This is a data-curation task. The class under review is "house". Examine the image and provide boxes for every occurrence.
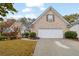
[3,20,22,38]
[4,19,16,28]
[3,19,16,33]
[20,22,32,34]
[3,18,32,38]
[9,21,22,38]
[28,7,71,38]
[20,23,31,38]
[8,21,31,38]
[70,18,79,38]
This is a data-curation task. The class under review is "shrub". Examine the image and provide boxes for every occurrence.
[64,31,77,39]
[0,36,7,40]
[23,32,29,38]
[29,32,36,38]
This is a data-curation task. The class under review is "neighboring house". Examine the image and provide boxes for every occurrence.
[28,7,71,38]
[4,19,16,28]
[70,18,79,38]
[3,19,16,32]
[10,21,22,37]
[10,21,22,29]
[7,21,31,37]
[20,22,32,34]
[20,25,27,34]
[3,19,32,37]
[21,18,37,33]
[3,20,22,38]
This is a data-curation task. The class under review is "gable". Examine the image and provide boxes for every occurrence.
[32,9,65,29]
[32,7,70,26]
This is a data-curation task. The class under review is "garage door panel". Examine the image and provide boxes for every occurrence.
[38,29,63,38]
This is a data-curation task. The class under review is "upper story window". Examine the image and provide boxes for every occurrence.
[47,14,54,22]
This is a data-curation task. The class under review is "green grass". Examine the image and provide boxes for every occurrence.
[0,40,37,56]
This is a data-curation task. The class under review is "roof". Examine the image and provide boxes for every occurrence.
[10,21,22,29]
[70,19,79,27]
[31,6,71,26]
[4,19,15,28]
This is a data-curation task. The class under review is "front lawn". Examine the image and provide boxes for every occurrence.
[0,40,37,56]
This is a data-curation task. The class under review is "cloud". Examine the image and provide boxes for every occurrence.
[40,7,46,11]
[6,15,23,19]
[25,3,45,11]
[22,3,44,13]
[22,8,32,13]
[25,13,37,18]
[25,2,44,7]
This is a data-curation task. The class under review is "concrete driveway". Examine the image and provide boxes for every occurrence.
[33,39,79,56]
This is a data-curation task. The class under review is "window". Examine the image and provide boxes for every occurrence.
[47,14,54,22]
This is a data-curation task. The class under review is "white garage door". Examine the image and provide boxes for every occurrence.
[38,29,63,38]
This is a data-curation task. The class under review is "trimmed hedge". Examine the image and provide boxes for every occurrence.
[22,32,36,39]
[64,31,77,39]
[29,32,36,39]
[22,32,29,38]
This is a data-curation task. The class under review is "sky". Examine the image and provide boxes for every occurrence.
[6,3,79,19]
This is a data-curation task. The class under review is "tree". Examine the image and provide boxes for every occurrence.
[0,3,17,17]
[0,22,5,35]
[28,18,36,22]
[64,13,79,23]
[19,17,28,25]
[0,18,4,21]
[0,3,17,35]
